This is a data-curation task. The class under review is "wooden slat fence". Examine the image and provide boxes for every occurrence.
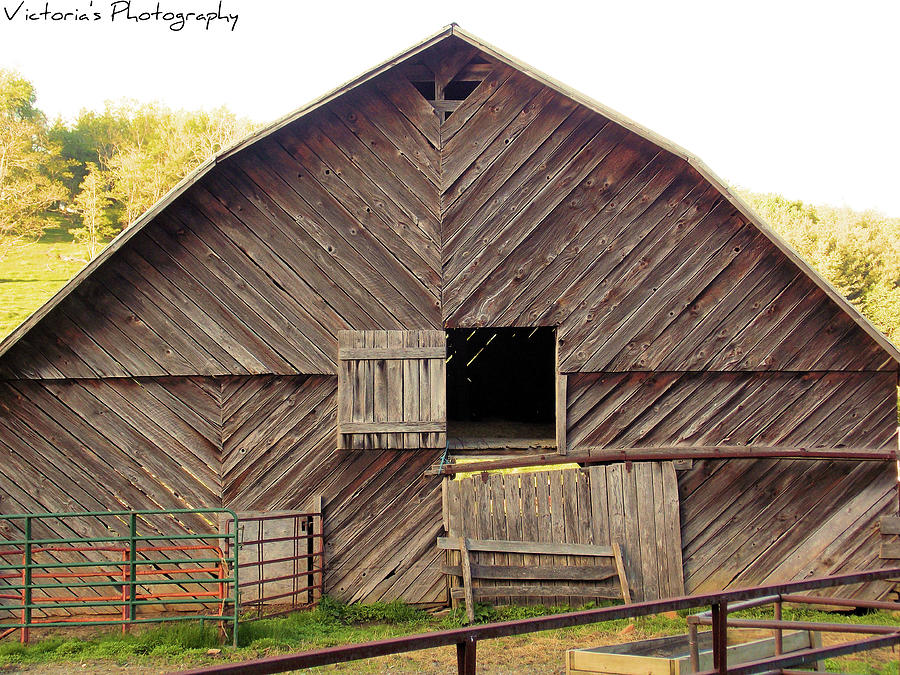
[438,536,630,621]
[443,463,684,605]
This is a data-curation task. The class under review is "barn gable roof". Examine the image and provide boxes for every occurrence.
[1,25,898,367]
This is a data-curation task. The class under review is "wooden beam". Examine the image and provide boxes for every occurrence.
[441,563,617,582]
[427,446,897,475]
[427,100,462,112]
[340,421,445,434]
[879,543,900,560]
[880,516,900,536]
[438,536,614,557]
[339,347,445,360]
[556,333,567,456]
[612,542,631,604]
[450,585,623,599]
[460,537,475,624]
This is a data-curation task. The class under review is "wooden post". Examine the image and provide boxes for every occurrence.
[612,542,631,604]
[456,636,477,675]
[460,537,475,624]
[442,477,450,533]
[313,495,324,604]
[555,334,567,456]
[711,600,728,674]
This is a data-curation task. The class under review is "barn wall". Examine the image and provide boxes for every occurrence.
[0,374,444,604]
[679,459,897,598]
[435,56,892,372]
[220,375,445,604]
[0,35,897,608]
[0,378,221,536]
[565,371,897,451]
[2,42,894,381]
[564,370,898,597]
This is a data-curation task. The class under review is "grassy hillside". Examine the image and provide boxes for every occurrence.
[0,228,99,338]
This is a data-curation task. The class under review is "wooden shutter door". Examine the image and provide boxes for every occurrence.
[337,330,446,450]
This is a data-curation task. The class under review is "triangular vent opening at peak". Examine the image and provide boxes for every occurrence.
[400,55,495,122]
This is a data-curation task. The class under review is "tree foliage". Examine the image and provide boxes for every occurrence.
[52,101,254,236]
[740,191,900,343]
[70,162,114,260]
[0,70,67,261]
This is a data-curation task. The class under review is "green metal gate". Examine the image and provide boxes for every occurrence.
[0,508,240,646]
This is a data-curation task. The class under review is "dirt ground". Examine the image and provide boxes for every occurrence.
[3,627,898,675]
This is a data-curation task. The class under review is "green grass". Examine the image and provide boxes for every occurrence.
[5,599,894,672]
[0,229,103,339]
[0,621,225,665]
[0,599,438,667]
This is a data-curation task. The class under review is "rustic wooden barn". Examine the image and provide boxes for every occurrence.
[0,25,898,606]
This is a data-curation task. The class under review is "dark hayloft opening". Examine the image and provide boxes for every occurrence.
[446,327,555,442]
[410,81,436,100]
[444,80,480,101]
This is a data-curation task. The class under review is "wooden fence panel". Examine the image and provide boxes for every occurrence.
[444,463,683,603]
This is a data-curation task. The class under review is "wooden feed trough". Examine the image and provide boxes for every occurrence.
[566,629,823,674]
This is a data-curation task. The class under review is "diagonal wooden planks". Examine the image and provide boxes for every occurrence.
[566,371,897,451]
[435,47,893,371]
[222,375,446,604]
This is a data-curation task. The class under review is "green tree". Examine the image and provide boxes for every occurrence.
[0,70,67,261]
[741,191,900,344]
[56,102,253,236]
[70,162,114,260]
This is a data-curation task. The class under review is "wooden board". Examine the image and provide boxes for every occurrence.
[444,465,683,603]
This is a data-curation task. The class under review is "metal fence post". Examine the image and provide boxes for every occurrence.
[456,635,476,675]
[128,512,137,626]
[22,516,31,645]
[232,513,239,648]
[774,596,783,655]
[711,600,727,674]
[314,495,324,605]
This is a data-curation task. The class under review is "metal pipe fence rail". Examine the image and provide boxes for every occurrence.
[177,566,900,675]
[0,509,240,647]
[687,592,900,674]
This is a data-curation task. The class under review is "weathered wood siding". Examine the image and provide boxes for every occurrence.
[0,34,896,606]
[2,39,894,380]
[680,459,897,598]
[0,375,445,605]
[0,378,221,524]
[221,375,445,604]
[0,78,442,380]
[446,464,684,603]
[565,371,897,452]
[436,49,892,373]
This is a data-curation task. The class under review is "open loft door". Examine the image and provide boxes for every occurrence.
[446,327,558,453]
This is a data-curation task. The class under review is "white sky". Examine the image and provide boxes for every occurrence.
[1,0,899,216]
